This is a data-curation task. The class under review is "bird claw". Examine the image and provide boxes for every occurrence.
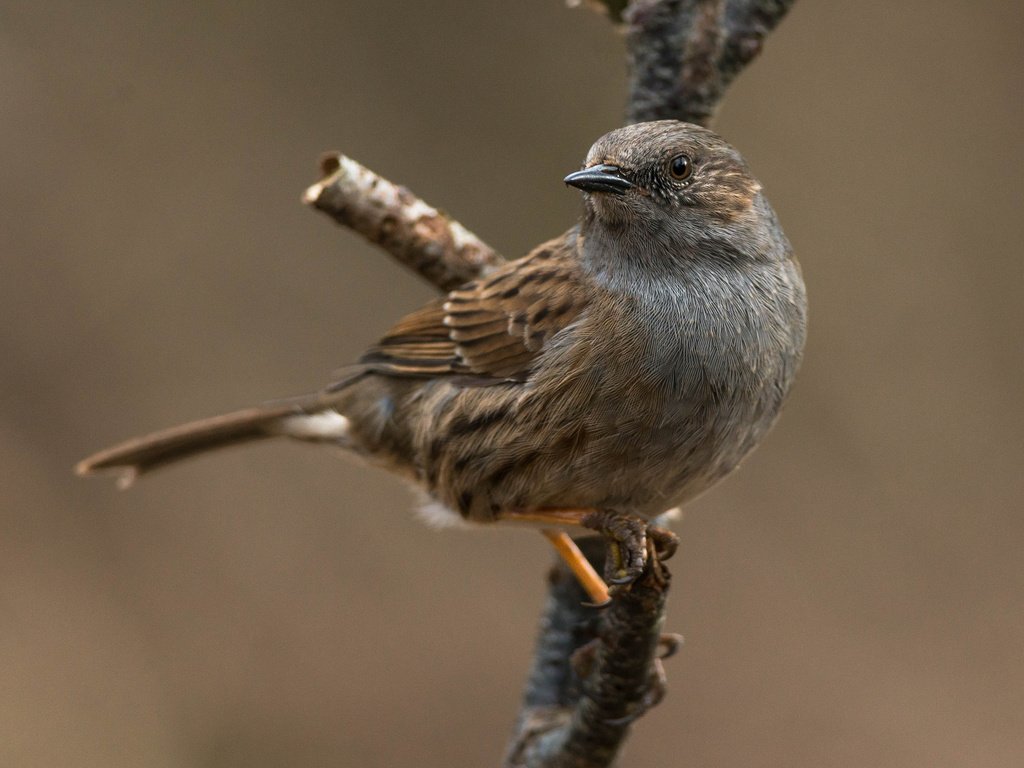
[650,526,679,562]
[657,632,685,660]
[645,526,679,589]
[607,573,637,586]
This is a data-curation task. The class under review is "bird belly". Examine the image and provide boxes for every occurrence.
[416,364,775,524]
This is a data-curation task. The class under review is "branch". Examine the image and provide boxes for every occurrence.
[617,0,795,126]
[303,153,505,292]
[505,537,675,768]
[719,0,795,90]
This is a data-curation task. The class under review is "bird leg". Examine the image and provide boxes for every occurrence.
[498,508,598,528]
[498,508,611,605]
[499,507,678,602]
[540,529,611,607]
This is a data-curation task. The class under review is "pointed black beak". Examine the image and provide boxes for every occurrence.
[563,163,633,195]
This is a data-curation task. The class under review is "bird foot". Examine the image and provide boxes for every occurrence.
[581,511,678,593]
[581,510,647,588]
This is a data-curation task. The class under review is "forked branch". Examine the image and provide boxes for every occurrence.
[304,2,795,765]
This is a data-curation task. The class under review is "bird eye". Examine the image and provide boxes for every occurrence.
[669,154,693,181]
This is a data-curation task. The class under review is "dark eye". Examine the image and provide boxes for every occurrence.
[669,154,693,181]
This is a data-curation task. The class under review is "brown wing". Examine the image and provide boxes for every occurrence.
[358,230,588,381]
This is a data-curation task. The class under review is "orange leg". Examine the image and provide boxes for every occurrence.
[499,507,677,605]
[498,508,610,606]
[540,529,610,607]
[497,508,595,527]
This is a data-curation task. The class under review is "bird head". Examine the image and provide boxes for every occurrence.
[565,120,764,239]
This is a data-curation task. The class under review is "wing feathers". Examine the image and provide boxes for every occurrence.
[354,231,587,383]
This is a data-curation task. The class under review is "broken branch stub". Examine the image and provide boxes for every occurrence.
[303,153,505,293]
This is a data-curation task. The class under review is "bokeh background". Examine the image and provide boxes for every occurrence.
[2,1,1022,766]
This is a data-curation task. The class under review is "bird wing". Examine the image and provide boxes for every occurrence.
[357,230,588,382]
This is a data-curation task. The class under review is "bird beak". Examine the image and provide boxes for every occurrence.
[563,164,633,195]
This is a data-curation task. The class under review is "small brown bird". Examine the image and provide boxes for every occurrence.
[77,121,807,604]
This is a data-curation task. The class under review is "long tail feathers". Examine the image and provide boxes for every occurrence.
[75,401,348,487]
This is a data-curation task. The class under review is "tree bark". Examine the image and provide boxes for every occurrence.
[303,153,504,291]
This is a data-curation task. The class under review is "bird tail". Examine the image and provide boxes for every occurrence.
[75,398,350,487]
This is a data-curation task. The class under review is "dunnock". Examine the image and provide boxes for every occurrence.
[77,120,807,603]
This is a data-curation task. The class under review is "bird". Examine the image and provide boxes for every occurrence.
[77,120,807,605]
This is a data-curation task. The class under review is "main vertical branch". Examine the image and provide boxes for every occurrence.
[509,2,794,764]
[505,538,675,768]
[624,0,795,127]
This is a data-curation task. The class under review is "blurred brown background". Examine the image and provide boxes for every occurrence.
[2,1,1022,766]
